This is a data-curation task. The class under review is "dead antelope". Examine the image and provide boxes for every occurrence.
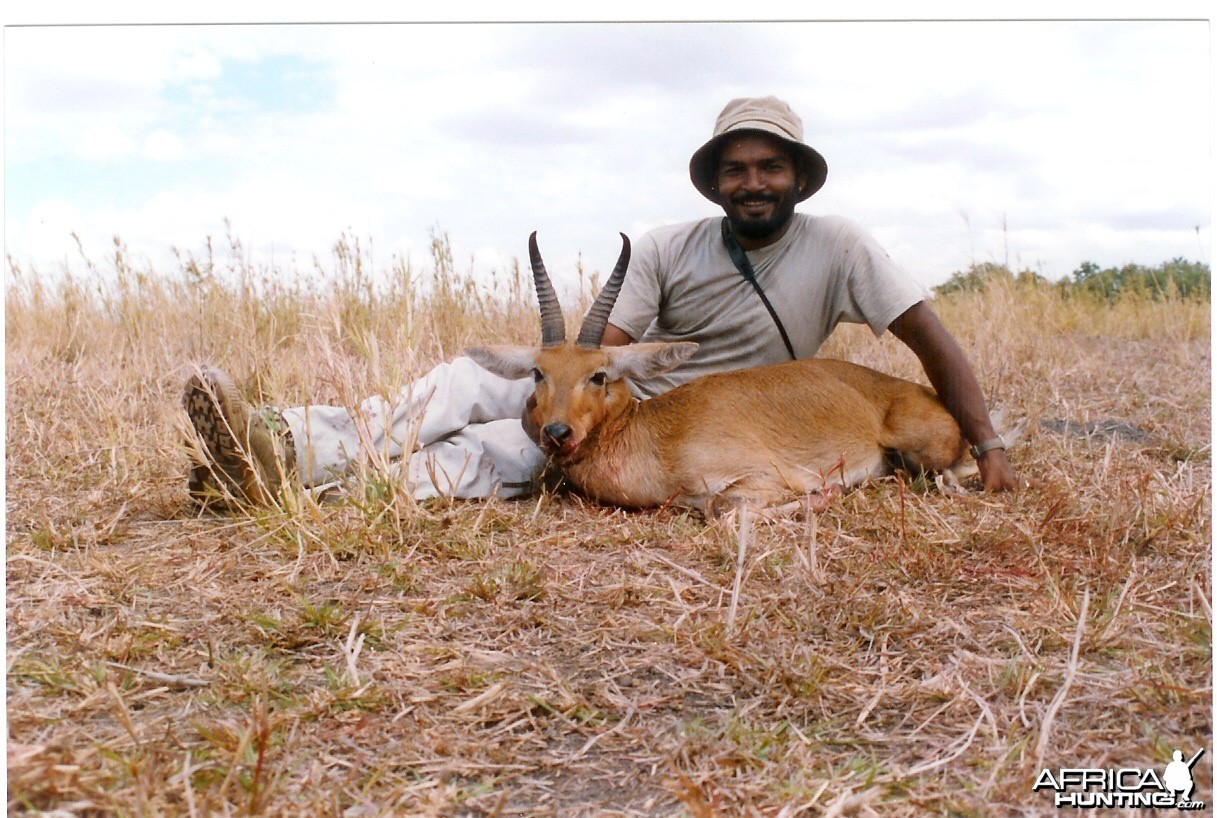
[467,233,977,514]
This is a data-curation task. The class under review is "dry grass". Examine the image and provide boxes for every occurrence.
[6,235,1211,815]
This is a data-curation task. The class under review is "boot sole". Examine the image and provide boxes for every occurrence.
[183,367,274,506]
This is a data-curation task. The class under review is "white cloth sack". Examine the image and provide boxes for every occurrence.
[280,356,544,500]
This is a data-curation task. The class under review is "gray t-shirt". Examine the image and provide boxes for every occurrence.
[608,213,928,398]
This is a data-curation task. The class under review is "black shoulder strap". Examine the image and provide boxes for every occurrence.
[721,218,797,360]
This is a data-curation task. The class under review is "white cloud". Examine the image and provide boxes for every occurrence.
[9,199,89,272]
[166,47,225,83]
[144,129,186,162]
[74,121,138,160]
[4,19,1210,290]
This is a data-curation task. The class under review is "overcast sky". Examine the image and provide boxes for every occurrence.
[4,12,1211,292]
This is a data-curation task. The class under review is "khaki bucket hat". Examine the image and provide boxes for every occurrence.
[689,96,828,203]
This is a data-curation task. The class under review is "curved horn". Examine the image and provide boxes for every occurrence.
[528,232,566,347]
[575,233,631,349]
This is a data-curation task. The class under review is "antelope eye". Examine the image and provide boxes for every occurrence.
[531,368,544,383]
[589,371,608,387]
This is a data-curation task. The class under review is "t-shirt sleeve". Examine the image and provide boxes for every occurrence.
[834,219,928,337]
[607,231,664,341]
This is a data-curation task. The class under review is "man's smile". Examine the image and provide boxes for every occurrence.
[733,195,778,216]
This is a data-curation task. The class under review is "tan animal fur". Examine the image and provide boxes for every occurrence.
[467,233,974,514]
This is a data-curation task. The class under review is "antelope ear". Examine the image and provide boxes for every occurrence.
[604,342,699,381]
[465,346,539,380]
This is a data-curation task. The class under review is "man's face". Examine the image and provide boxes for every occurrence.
[715,132,804,243]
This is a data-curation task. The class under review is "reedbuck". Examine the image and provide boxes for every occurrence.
[467,233,979,513]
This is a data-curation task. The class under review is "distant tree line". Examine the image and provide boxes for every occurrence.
[935,258,1211,301]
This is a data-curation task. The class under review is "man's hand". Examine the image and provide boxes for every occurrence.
[978,447,1019,493]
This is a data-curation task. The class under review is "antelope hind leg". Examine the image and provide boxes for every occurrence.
[880,392,969,474]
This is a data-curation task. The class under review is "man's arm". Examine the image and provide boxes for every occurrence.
[600,323,634,347]
[888,301,1019,492]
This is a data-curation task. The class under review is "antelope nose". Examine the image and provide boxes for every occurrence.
[543,423,572,446]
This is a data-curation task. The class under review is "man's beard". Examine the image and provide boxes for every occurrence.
[726,191,798,241]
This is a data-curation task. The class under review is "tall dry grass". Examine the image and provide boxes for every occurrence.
[6,233,1211,815]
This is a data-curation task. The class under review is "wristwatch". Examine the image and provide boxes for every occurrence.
[969,437,1006,460]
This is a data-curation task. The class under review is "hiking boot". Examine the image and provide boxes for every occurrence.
[182,365,296,508]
